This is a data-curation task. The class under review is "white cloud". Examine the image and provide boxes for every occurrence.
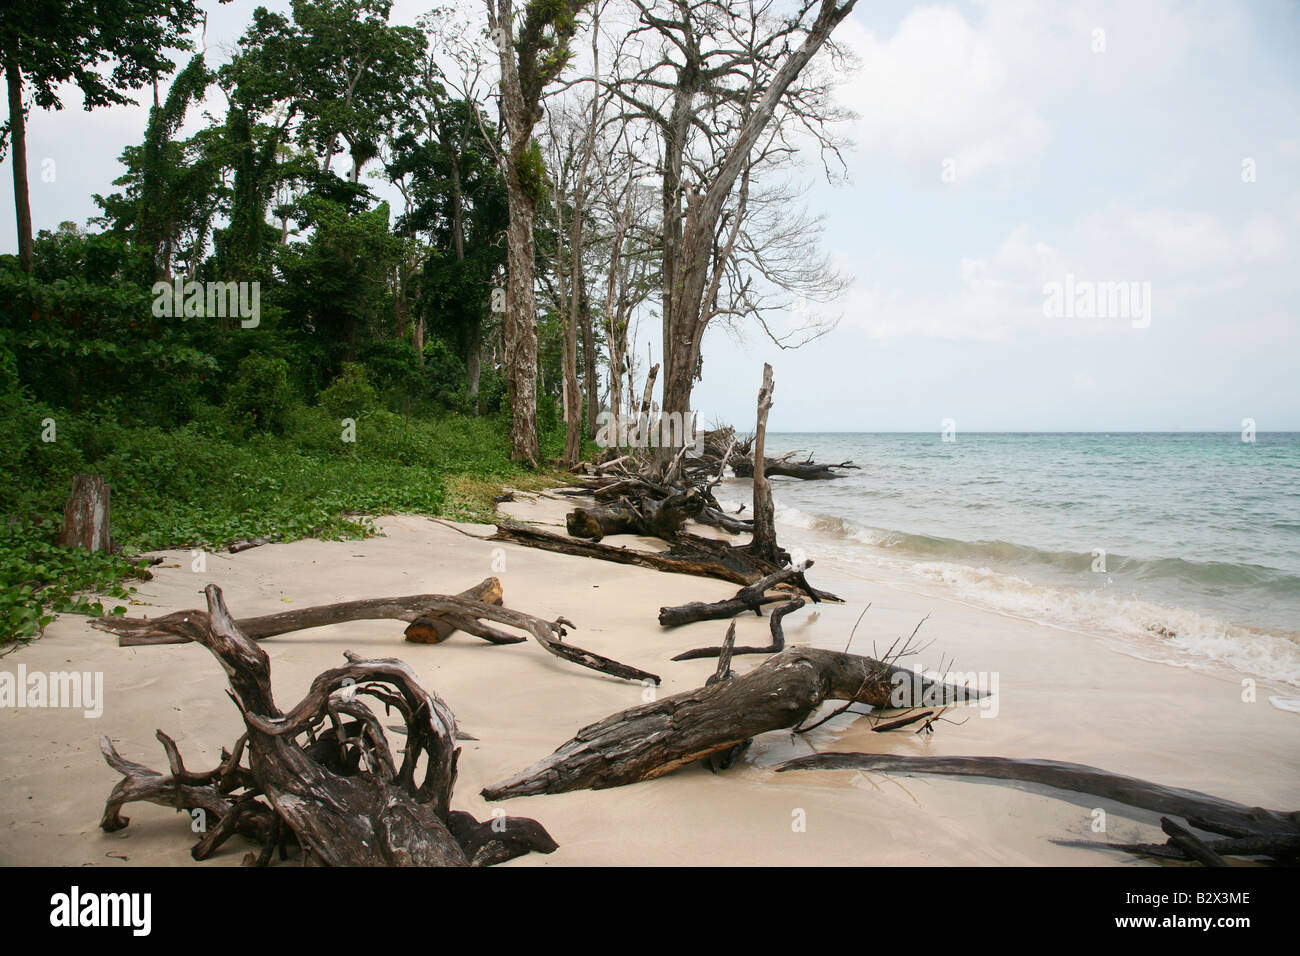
[834,0,1250,184]
[839,203,1299,342]
[835,6,1049,183]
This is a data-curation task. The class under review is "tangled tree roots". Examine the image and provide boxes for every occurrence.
[98,584,557,867]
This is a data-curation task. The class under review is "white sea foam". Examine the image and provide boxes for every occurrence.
[906,560,1300,688]
[723,494,1300,690]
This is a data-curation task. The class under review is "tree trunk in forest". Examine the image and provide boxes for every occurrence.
[503,179,540,464]
[58,475,112,552]
[602,237,627,446]
[487,0,585,466]
[5,58,34,272]
[466,320,482,403]
[580,276,598,438]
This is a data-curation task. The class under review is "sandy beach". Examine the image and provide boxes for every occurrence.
[2,494,1295,867]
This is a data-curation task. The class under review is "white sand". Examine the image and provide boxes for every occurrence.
[2,497,1295,866]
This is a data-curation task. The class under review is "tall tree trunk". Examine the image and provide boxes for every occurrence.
[466,321,482,403]
[562,295,581,467]
[5,57,34,273]
[503,178,540,464]
[579,273,597,438]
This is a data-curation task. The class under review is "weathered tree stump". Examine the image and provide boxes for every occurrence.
[58,474,111,551]
[404,577,503,644]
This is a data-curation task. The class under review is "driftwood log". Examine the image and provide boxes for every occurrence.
[227,533,282,553]
[731,457,860,481]
[671,598,806,659]
[775,753,1300,865]
[566,489,706,543]
[92,576,659,685]
[482,645,971,800]
[99,584,557,866]
[493,519,775,586]
[658,566,815,628]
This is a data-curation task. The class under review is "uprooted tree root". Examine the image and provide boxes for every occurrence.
[97,584,557,867]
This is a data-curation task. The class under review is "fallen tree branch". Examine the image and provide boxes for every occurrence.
[658,566,810,627]
[774,753,1300,840]
[671,598,806,659]
[92,577,659,685]
[482,645,971,800]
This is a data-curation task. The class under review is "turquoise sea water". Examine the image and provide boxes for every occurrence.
[721,432,1300,687]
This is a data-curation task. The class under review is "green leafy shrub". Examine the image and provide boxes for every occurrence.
[318,362,378,420]
[226,352,295,434]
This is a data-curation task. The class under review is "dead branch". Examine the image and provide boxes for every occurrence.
[482,645,971,800]
[92,577,658,685]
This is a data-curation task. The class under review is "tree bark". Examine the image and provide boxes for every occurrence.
[750,364,780,563]
[5,57,33,272]
[483,645,967,799]
[503,179,541,464]
[98,584,558,866]
[58,475,112,552]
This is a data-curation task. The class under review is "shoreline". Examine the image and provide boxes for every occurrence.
[1,497,1296,866]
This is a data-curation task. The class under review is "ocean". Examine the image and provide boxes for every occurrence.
[715,432,1300,691]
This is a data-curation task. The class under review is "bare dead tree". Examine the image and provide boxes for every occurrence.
[597,0,859,451]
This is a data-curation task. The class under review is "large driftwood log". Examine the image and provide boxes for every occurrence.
[565,489,706,543]
[731,458,860,481]
[92,577,659,684]
[492,519,768,586]
[100,584,557,866]
[775,753,1300,855]
[482,646,971,800]
[58,474,112,551]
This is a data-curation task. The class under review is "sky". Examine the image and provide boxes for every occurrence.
[2,0,1298,432]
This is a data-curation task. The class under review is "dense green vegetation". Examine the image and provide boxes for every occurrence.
[0,226,571,648]
[0,1,597,647]
[0,318,569,646]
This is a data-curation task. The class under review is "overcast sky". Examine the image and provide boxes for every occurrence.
[3,0,1297,431]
